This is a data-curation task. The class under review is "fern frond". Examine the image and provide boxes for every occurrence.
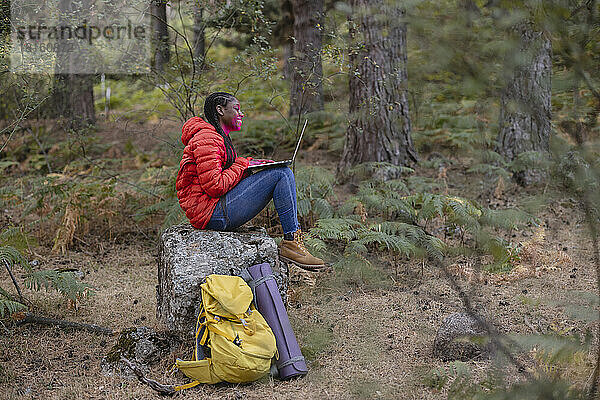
[311,218,364,242]
[312,198,334,218]
[0,296,27,318]
[0,226,23,244]
[380,179,409,194]
[346,240,369,254]
[480,150,508,166]
[0,245,32,273]
[510,150,550,173]
[420,234,446,260]
[298,198,311,217]
[349,162,414,180]
[480,208,537,230]
[467,163,511,179]
[303,235,328,254]
[0,160,18,172]
[162,201,186,230]
[355,230,417,258]
[0,286,27,319]
[444,196,481,228]
[24,270,93,301]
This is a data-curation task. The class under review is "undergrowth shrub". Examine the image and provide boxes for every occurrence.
[15,161,163,251]
[0,238,93,319]
[306,162,536,284]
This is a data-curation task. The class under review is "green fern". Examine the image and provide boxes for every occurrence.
[0,287,27,316]
[310,163,534,271]
[348,162,414,181]
[24,270,92,302]
[0,242,93,317]
[295,166,336,224]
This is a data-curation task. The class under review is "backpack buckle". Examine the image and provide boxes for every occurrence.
[233,335,242,347]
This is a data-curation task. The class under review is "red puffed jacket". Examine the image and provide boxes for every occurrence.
[176,117,250,229]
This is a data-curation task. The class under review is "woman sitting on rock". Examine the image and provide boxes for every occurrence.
[176,91,325,271]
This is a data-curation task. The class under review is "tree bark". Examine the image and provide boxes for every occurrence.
[337,1,417,178]
[495,22,552,186]
[49,0,95,129]
[192,2,205,70]
[289,0,324,117]
[277,0,295,81]
[51,74,96,130]
[153,0,170,72]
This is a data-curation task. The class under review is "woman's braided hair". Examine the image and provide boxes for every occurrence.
[204,92,237,169]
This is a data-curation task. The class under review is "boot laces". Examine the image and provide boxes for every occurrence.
[294,230,308,252]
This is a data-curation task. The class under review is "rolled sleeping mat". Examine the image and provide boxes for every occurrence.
[240,263,308,379]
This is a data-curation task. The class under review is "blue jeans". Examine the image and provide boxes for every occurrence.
[205,167,300,234]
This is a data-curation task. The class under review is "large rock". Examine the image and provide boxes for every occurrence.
[433,313,494,361]
[156,224,288,336]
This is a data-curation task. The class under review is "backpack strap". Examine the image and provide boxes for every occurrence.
[195,304,209,360]
[277,355,306,369]
[174,380,201,391]
[240,268,276,302]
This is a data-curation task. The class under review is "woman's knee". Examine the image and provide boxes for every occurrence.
[276,166,295,181]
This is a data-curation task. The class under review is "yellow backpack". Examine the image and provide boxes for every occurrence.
[174,275,277,391]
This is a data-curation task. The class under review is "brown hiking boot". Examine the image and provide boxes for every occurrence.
[278,230,326,271]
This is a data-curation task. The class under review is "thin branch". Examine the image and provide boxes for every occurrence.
[120,357,176,395]
[15,312,114,335]
[2,259,29,306]
[233,73,256,97]
[577,67,600,102]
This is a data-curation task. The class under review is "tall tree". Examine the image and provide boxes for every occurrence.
[495,21,552,186]
[289,0,324,117]
[274,0,294,81]
[50,0,95,129]
[153,0,170,71]
[51,75,96,129]
[338,0,417,177]
[192,1,205,70]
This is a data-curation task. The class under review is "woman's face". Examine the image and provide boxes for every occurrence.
[217,98,244,132]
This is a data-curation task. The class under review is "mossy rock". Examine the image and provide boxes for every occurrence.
[101,326,181,378]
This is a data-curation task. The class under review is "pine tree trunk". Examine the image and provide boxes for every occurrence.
[338,1,417,178]
[192,3,205,71]
[289,0,324,117]
[153,1,170,72]
[48,0,95,129]
[496,23,552,186]
[50,74,96,130]
[283,40,293,81]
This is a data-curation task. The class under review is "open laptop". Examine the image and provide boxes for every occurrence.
[247,119,308,171]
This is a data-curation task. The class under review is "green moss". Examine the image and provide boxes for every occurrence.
[104,327,138,363]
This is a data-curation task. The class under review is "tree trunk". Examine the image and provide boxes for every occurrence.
[337,1,417,178]
[277,0,294,81]
[495,23,552,186]
[289,0,324,117]
[153,1,170,72]
[51,74,96,129]
[48,0,95,129]
[192,3,205,71]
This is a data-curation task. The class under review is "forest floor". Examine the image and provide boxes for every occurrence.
[0,120,597,400]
